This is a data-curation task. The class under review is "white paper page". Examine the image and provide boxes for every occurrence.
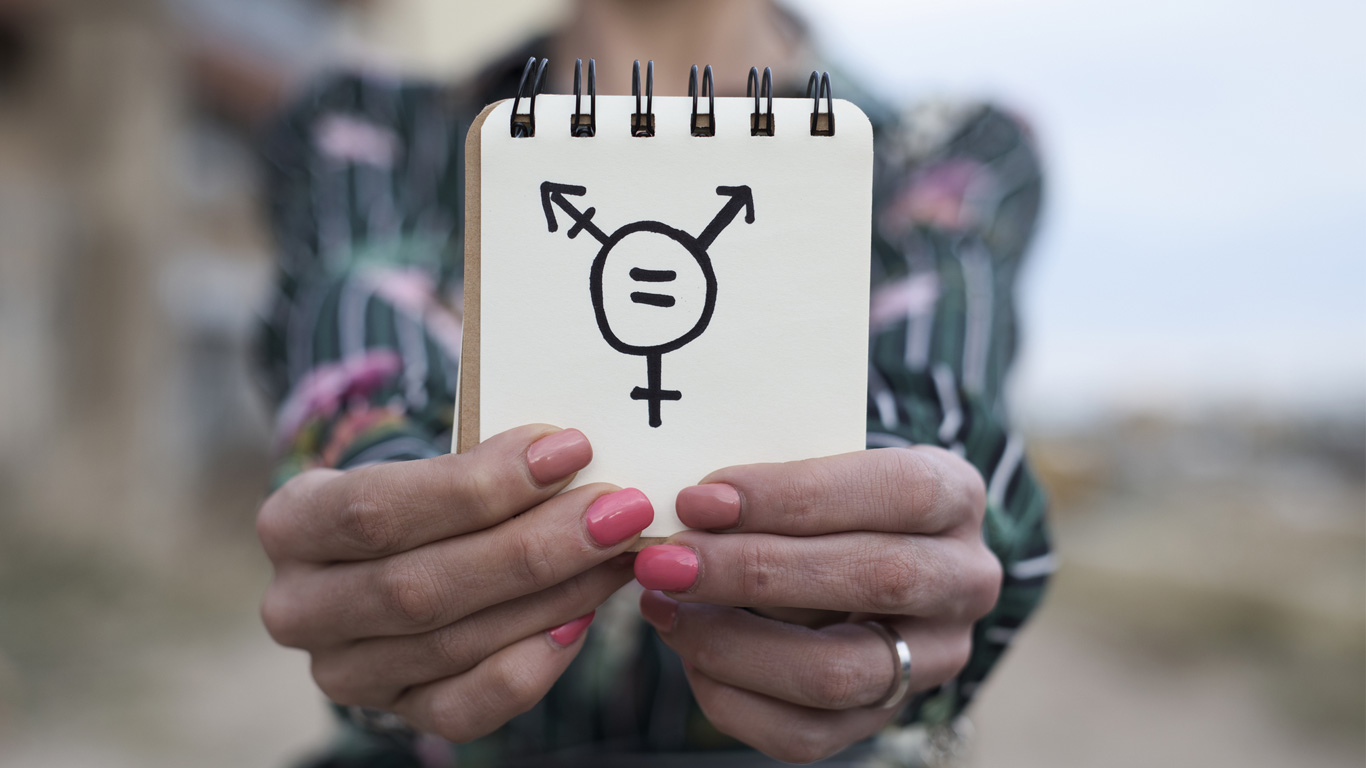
[476,94,872,537]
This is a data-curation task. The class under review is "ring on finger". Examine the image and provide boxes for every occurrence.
[344,705,416,737]
[863,621,912,710]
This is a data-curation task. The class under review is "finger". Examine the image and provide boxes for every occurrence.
[313,557,635,707]
[635,532,1001,619]
[273,484,652,643]
[258,424,593,563]
[676,446,984,537]
[393,613,595,744]
[682,663,892,765]
[641,591,971,711]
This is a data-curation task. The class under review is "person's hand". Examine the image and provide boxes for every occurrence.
[257,425,652,742]
[634,446,1000,764]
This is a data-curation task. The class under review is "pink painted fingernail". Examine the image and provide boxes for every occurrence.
[548,611,595,647]
[676,484,741,530]
[639,589,678,633]
[526,429,591,485]
[585,488,654,547]
[634,545,699,592]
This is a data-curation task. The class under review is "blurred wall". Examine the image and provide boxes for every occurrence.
[339,0,567,77]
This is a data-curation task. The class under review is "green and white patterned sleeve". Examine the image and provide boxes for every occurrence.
[255,72,470,489]
[863,100,1054,725]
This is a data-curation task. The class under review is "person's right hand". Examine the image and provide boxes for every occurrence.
[256,425,651,742]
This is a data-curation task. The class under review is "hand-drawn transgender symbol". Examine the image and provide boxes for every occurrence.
[540,182,755,428]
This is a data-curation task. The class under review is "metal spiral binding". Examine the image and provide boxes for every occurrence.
[747,66,775,136]
[571,58,596,137]
[689,64,715,137]
[807,70,835,136]
[510,57,548,137]
[509,61,817,138]
[631,60,655,137]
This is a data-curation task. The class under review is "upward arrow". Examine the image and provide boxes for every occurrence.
[697,185,755,249]
[540,182,609,244]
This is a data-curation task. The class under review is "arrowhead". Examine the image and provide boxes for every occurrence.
[540,182,588,232]
[715,185,755,224]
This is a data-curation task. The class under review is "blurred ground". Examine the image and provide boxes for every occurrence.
[0,2,1362,767]
[970,413,1365,767]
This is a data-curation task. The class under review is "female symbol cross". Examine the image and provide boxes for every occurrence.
[540,182,755,427]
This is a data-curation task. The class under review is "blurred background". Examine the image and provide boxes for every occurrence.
[0,0,1360,766]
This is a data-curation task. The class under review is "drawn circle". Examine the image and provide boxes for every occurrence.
[589,221,718,356]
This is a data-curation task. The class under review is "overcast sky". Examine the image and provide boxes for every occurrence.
[786,0,1366,419]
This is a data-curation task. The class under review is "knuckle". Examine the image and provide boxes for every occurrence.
[960,463,988,523]
[259,469,345,560]
[508,529,563,591]
[690,634,725,674]
[462,467,507,523]
[738,538,777,605]
[256,473,317,559]
[433,624,481,674]
[260,583,304,648]
[973,548,1004,613]
[311,655,362,706]
[945,633,973,680]
[255,497,287,560]
[806,652,869,709]
[338,480,402,556]
[426,694,479,744]
[860,541,922,615]
[922,446,987,525]
[489,656,549,715]
[379,557,446,629]
[549,571,594,611]
[776,467,820,528]
[862,452,908,525]
[947,544,1002,622]
[903,448,948,519]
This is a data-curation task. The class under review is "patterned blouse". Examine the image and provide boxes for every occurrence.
[256,44,1053,768]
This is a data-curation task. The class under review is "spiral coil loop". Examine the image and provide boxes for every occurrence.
[689,64,716,137]
[631,60,655,137]
[807,70,835,137]
[571,58,597,137]
[747,66,775,136]
[510,57,549,138]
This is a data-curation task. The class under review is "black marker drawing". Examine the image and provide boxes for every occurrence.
[540,181,755,427]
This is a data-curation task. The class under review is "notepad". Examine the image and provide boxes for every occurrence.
[458,84,873,540]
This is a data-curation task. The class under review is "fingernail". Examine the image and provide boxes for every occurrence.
[585,488,654,547]
[548,611,595,647]
[676,484,741,530]
[634,545,699,592]
[639,589,678,633]
[682,660,694,672]
[526,429,591,485]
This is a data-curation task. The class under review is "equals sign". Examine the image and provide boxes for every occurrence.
[630,268,676,307]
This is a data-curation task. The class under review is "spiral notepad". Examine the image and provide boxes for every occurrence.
[458,61,873,541]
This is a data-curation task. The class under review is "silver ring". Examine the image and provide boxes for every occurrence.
[864,621,913,710]
[344,705,415,737]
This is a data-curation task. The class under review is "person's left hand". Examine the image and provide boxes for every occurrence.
[634,446,1001,764]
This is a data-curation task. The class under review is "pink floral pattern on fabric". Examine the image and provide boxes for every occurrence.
[870,272,941,332]
[881,158,995,235]
[274,350,403,451]
[318,404,410,468]
[368,268,465,360]
[315,113,401,168]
